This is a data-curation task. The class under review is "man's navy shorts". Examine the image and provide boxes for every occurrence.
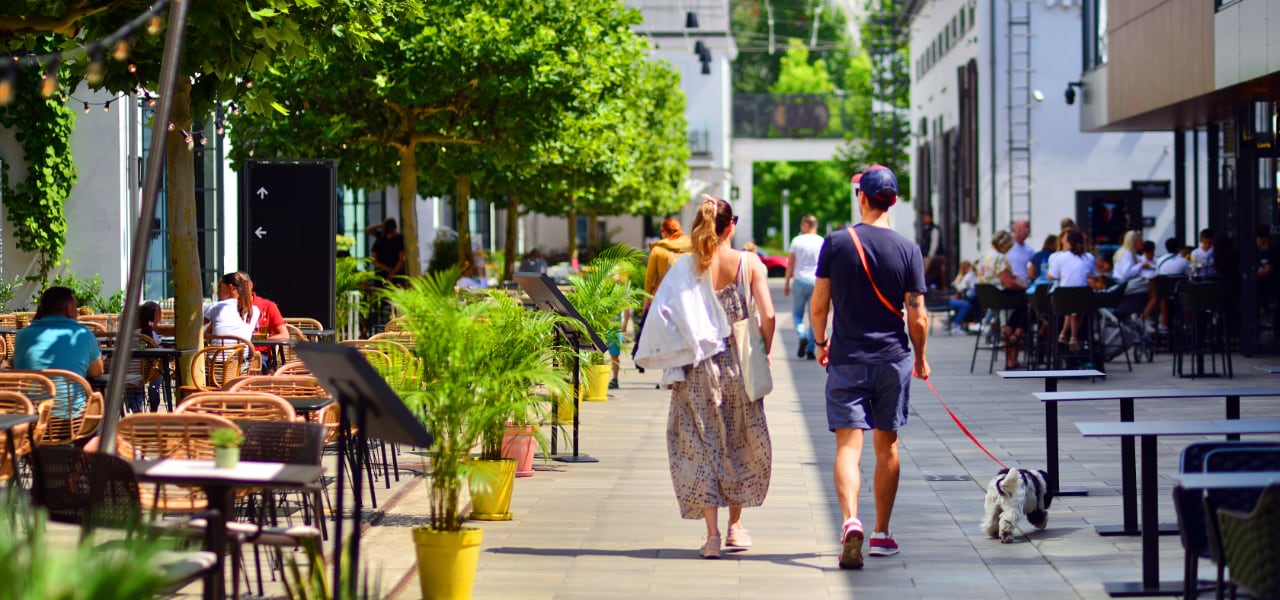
[824,356,912,432]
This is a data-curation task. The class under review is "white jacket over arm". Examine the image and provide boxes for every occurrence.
[634,256,731,385]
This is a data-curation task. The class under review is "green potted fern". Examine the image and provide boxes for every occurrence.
[564,244,647,401]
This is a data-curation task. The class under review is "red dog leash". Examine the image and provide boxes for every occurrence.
[924,378,1009,470]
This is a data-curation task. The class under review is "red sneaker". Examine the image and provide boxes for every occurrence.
[838,518,864,569]
[868,531,899,557]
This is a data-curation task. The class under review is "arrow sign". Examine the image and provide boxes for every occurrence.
[254,226,267,239]
[256,187,269,199]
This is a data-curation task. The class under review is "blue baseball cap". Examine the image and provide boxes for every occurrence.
[859,166,898,204]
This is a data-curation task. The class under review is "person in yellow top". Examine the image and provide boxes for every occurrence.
[644,217,692,312]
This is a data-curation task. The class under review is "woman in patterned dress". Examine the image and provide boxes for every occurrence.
[664,196,776,559]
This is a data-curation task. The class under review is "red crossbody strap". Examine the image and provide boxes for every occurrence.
[846,225,902,318]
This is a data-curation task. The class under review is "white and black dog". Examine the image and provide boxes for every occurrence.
[981,467,1052,543]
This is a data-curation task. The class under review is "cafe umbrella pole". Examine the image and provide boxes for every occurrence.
[98,0,191,456]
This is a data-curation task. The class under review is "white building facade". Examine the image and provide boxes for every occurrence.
[904,0,1183,267]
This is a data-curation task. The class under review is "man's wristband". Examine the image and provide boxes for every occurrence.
[813,338,829,348]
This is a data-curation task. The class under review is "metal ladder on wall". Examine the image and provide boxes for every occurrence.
[1007,0,1033,226]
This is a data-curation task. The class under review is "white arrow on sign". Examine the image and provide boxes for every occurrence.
[254,227,267,239]
[256,187,269,199]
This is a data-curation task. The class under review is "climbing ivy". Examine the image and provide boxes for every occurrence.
[0,38,75,284]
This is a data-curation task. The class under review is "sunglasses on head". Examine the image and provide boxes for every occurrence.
[732,216,739,225]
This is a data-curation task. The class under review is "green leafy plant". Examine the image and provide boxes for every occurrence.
[336,256,380,337]
[281,538,381,600]
[210,427,245,449]
[0,275,26,310]
[48,270,104,313]
[564,243,646,366]
[0,35,75,284]
[385,268,569,530]
[0,493,175,599]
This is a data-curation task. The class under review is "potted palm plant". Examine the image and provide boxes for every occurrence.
[384,268,565,597]
[564,244,646,401]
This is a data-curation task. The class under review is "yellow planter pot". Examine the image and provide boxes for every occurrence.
[467,458,516,521]
[583,364,612,402]
[412,527,483,600]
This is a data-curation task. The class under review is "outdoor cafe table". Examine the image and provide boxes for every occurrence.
[101,346,183,411]
[1174,470,1280,490]
[252,338,294,371]
[298,329,336,342]
[0,413,36,485]
[280,396,335,420]
[1077,418,1280,597]
[134,459,322,600]
[1255,366,1280,374]
[1034,386,1280,535]
[998,369,1104,496]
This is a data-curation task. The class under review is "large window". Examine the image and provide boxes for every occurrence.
[140,107,224,301]
[1082,0,1108,71]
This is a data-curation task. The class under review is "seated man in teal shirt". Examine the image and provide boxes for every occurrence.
[14,286,104,416]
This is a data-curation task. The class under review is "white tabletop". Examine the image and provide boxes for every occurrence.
[1175,471,1280,489]
[1077,418,1280,437]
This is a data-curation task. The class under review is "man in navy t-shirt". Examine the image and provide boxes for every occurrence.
[810,165,930,569]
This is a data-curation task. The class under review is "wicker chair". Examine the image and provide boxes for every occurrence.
[235,420,328,595]
[186,343,251,396]
[28,446,218,593]
[279,324,309,364]
[176,391,298,422]
[339,339,419,391]
[368,330,415,345]
[205,333,263,375]
[12,311,34,329]
[78,314,117,331]
[0,391,35,481]
[116,413,241,512]
[284,317,323,332]
[273,361,312,376]
[31,369,103,446]
[1216,485,1280,599]
[98,332,163,412]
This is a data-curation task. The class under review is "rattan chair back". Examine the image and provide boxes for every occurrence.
[176,391,298,422]
[30,445,144,532]
[273,361,312,376]
[0,391,37,476]
[226,375,329,399]
[116,413,240,512]
[238,420,325,466]
[284,317,323,331]
[29,370,102,445]
[280,324,309,364]
[189,344,251,392]
[1217,485,1280,599]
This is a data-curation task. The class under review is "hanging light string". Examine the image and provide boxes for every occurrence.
[0,0,173,104]
[70,92,127,113]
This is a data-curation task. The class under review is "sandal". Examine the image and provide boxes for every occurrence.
[699,535,721,559]
[1068,339,1081,352]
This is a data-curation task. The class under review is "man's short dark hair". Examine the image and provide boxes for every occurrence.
[1257,225,1272,239]
[36,286,77,319]
[1165,238,1182,254]
[1142,240,1155,254]
[1199,228,1214,240]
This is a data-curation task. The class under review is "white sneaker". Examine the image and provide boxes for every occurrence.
[949,325,967,336]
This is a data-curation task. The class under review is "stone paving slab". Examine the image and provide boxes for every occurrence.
[366,281,1280,599]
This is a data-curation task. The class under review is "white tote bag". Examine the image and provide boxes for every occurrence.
[732,254,773,400]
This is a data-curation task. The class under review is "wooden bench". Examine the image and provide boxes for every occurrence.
[997,369,1104,496]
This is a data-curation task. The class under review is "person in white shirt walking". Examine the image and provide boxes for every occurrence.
[785,215,825,360]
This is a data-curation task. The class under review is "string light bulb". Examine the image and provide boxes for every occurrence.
[103,100,111,112]
[113,39,131,62]
[215,124,224,135]
[40,62,58,98]
[199,134,207,145]
[86,49,105,85]
[147,95,156,107]
[147,16,164,35]
[0,75,13,106]
[167,122,175,131]
[128,63,138,74]
[84,102,91,114]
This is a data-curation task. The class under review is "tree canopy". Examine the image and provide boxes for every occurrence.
[232,0,688,275]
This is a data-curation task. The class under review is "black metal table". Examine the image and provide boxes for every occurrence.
[252,338,295,372]
[1078,418,1280,597]
[281,396,335,418]
[998,368,1104,496]
[134,459,322,600]
[1035,386,1280,536]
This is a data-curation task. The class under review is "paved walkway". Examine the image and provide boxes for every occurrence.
[360,281,1280,599]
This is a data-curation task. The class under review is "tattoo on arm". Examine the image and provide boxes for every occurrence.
[907,292,925,309]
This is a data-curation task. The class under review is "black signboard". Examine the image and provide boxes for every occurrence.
[1075,189,1142,250]
[1131,180,1171,199]
[241,159,336,329]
